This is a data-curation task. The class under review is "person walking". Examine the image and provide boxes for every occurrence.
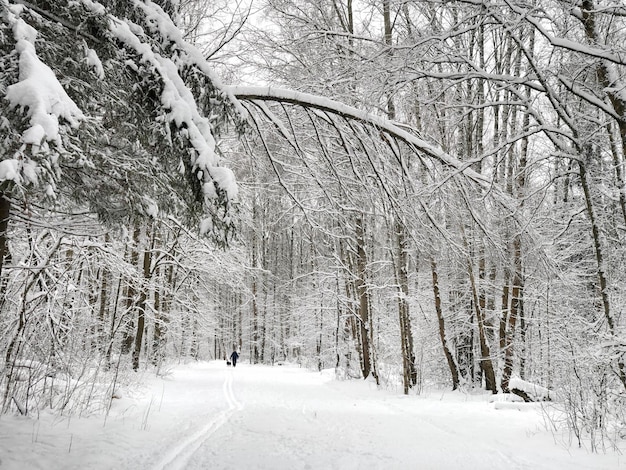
[230,350,239,367]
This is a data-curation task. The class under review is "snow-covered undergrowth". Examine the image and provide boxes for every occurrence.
[2,354,149,419]
[1,361,623,470]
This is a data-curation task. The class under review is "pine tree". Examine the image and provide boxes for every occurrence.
[1,0,243,242]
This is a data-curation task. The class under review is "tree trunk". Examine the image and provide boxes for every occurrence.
[121,227,141,355]
[501,235,523,392]
[251,200,260,364]
[465,247,497,393]
[394,221,417,394]
[499,268,510,352]
[578,158,626,389]
[431,258,461,390]
[354,215,372,379]
[132,222,154,371]
[96,234,111,354]
[0,194,10,292]
[153,262,174,366]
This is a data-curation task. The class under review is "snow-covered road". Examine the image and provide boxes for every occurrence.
[173,366,515,470]
[151,369,243,470]
[142,363,621,470]
[1,362,622,469]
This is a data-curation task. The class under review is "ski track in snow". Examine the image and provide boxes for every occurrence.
[179,367,557,470]
[1,363,622,470]
[152,369,243,470]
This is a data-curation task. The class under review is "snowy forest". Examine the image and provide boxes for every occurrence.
[1,0,626,450]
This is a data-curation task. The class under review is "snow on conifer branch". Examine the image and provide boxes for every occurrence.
[84,0,240,205]
[3,3,84,187]
[1,0,242,240]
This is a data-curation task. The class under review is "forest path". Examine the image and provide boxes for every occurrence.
[151,367,243,470]
[146,363,606,470]
[2,361,620,469]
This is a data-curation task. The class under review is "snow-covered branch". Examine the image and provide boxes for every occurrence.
[227,85,490,187]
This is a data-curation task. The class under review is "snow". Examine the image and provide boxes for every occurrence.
[73,0,106,16]
[1,361,622,470]
[0,158,38,185]
[142,196,159,218]
[131,0,249,120]
[199,216,213,235]
[208,166,238,201]
[84,45,105,80]
[5,15,85,149]
[0,159,21,183]
[106,4,239,204]
[3,0,239,221]
[510,376,553,401]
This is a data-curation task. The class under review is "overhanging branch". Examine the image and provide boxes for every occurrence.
[226,85,490,188]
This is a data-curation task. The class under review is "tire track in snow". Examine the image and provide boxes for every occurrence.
[152,370,243,470]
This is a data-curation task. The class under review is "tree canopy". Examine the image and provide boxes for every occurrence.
[1,0,242,240]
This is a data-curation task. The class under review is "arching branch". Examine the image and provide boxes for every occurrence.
[227,86,490,187]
